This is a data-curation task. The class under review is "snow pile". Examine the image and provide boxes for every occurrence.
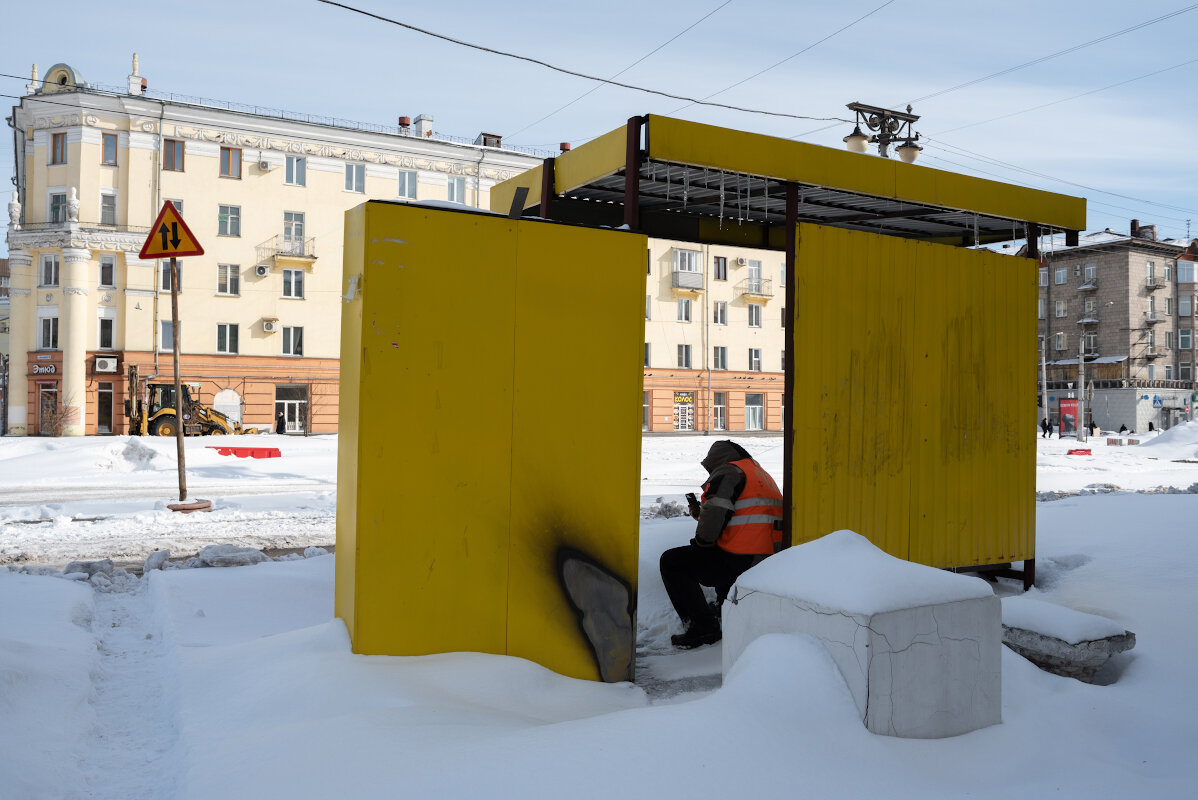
[645,497,687,518]
[97,438,160,472]
[1002,595,1127,644]
[735,530,993,614]
[1135,419,1198,460]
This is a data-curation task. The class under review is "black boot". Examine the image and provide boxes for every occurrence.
[670,621,721,649]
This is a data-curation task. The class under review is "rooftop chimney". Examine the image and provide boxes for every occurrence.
[127,52,145,96]
[414,114,434,138]
[474,132,502,148]
[1131,219,1140,238]
[559,142,571,153]
[398,116,411,134]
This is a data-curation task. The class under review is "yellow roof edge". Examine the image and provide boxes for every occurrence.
[489,164,543,215]
[644,115,1085,231]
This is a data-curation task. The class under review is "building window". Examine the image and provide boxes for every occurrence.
[216,323,239,354]
[1181,329,1192,350]
[220,147,242,178]
[713,346,728,370]
[713,301,727,325]
[283,326,304,356]
[1166,297,1173,315]
[398,170,417,199]
[447,176,466,203]
[285,156,306,186]
[102,133,118,166]
[644,343,651,367]
[40,316,59,349]
[1147,365,1156,381]
[748,303,762,327]
[1055,332,1066,351]
[1181,296,1192,317]
[748,348,762,371]
[1038,298,1046,319]
[1083,332,1096,353]
[166,199,183,215]
[1166,364,1174,380]
[218,205,241,237]
[50,132,66,164]
[674,249,701,272]
[677,344,692,369]
[745,393,764,431]
[217,264,240,296]
[159,261,182,292]
[1182,362,1193,381]
[781,350,786,371]
[283,268,305,299]
[713,392,727,430]
[40,254,60,287]
[99,255,115,288]
[1147,260,1156,281]
[1165,261,1173,281]
[643,391,650,430]
[283,211,305,253]
[160,320,174,351]
[163,139,184,171]
[1166,331,1174,349]
[1083,263,1096,283]
[677,297,692,322]
[1179,261,1195,283]
[1054,266,1066,285]
[101,194,117,225]
[1038,268,1047,286]
[1084,297,1096,316]
[49,193,67,223]
[645,295,651,320]
[345,163,365,193]
[713,256,727,281]
[781,306,787,328]
[779,263,786,287]
[1055,299,1067,318]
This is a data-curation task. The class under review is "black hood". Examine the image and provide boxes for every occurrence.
[701,440,752,473]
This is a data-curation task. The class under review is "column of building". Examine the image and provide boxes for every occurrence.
[60,247,90,435]
[5,250,32,434]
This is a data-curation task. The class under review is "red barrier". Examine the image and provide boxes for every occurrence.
[1066,449,1092,456]
[206,446,282,459]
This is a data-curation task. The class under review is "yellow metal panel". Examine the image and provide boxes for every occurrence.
[341,202,518,657]
[644,116,1085,232]
[338,201,646,681]
[791,224,1034,568]
[554,126,628,197]
[506,220,646,682]
[489,163,543,215]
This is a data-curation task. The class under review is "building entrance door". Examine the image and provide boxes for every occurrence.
[674,403,694,431]
[275,384,308,433]
[38,385,57,435]
[97,382,114,434]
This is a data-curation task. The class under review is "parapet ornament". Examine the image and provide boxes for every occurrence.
[9,288,31,296]
[63,286,89,296]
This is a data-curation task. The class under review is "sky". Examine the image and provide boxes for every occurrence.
[4,0,1198,254]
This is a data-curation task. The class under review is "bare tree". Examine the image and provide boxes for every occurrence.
[299,381,335,437]
[41,392,80,436]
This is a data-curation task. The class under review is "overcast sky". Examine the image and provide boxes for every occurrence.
[5,0,1198,255]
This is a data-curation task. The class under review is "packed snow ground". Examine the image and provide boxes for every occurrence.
[2,427,1198,798]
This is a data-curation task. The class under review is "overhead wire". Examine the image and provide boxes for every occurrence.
[504,0,735,141]
[314,0,850,124]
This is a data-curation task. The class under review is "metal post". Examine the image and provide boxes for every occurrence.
[782,183,798,549]
[1077,334,1087,442]
[623,116,643,231]
[539,157,555,220]
[170,257,187,501]
[1040,336,1049,431]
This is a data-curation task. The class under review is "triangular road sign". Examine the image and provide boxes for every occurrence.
[140,201,205,259]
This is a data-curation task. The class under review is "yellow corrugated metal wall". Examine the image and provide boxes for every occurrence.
[337,201,646,682]
[792,223,1035,568]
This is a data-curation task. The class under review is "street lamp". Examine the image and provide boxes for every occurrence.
[844,102,922,162]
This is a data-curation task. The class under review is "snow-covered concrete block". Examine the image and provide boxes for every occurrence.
[197,544,267,568]
[1001,596,1135,683]
[722,531,1001,739]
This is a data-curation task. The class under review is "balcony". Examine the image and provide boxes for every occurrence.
[671,269,704,293]
[736,278,774,300]
[1077,313,1099,325]
[1145,276,1164,290]
[1144,311,1165,324]
[1078,278,1098,291]
[1144,348,1164,358]
[256,235,316,268]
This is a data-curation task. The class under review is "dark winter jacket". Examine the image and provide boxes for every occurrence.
[692,440,753,547]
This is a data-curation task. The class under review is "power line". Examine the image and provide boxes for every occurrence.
[315,0,850,124]
[930,56,1198,136]
[668,0,896,115]
[903,3,1198,106]
[505,0,735,141]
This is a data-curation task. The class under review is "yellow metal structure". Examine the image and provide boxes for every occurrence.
[790,223,1035,566]
[337,201,646,682]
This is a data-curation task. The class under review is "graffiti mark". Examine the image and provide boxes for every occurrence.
[557,548,635,683]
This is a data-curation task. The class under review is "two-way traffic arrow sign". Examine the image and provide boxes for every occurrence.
[139,201,204,259]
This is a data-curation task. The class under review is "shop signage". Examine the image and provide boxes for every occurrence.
[673,392,694,404]
[32,364,57,375]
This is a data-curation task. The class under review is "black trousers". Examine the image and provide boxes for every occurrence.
[659,544,759,631]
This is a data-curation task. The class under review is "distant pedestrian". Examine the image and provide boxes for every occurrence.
[1040,418,1051,438]
[275,411,286,435]
[1148,421,1155,432]
[1119,423,1128,434]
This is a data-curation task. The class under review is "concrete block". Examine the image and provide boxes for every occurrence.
[722,531,1001,739]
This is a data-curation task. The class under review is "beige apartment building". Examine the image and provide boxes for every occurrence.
[4,57,789,436]
[1036,222,1198,431]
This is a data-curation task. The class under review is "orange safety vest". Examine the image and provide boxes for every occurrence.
[702,457,784,555]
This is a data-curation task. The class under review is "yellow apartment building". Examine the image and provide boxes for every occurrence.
[4,56,787,436]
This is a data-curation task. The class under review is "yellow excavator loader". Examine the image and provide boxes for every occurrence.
[124,365,260,436]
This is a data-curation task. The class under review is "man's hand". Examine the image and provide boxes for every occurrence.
[689,536,715,548]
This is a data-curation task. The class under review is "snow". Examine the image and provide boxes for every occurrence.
[734,529,993,614]
[1002,595,1127,644]
[2,429,1198,797]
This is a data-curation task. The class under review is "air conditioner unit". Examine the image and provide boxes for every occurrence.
[736,257,748,266]
[258,160,272,171]
[255,264,270,277]
[262,320,279,333]
[95,357,117,373]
